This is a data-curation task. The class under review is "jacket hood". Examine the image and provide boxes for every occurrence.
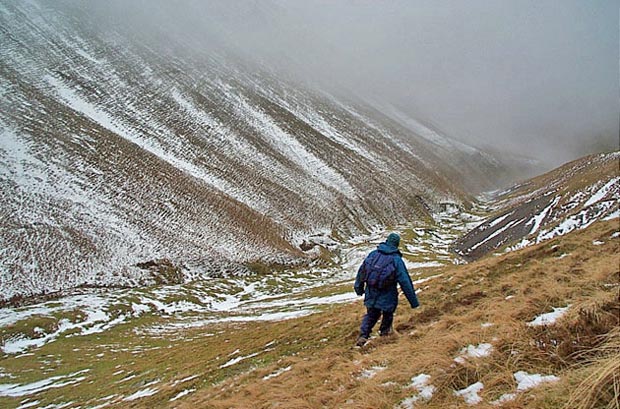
[378,243,400,254]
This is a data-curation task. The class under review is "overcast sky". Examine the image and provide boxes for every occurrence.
[90,0,619,167]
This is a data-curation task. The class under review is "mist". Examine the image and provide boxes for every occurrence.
[75,0,619,168]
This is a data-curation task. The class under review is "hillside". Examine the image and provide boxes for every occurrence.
[1,1,617,407]
[0,0,532,302]
[0,153,617,407]
[177,220,619,409]
[0,217,616,408]
[453,151,619,260]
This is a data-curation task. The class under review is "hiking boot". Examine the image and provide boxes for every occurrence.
[355,336,368,347]
[380,324,395,337]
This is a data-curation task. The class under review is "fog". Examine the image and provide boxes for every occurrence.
[84,0,619,168]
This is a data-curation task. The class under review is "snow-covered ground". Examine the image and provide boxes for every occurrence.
[1,0,523,304]
[398,374,436,408]
[455,152,619,259]
[0,213,471,356]
[0,369,89,397]
[527,305,571,327]
[0,263,359,355]
[454,343,494,364]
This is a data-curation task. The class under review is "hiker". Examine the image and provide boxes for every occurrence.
[354,233,419,347]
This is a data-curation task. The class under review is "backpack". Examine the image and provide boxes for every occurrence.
[362,252,397,289]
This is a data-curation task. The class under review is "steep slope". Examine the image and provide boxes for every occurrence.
[369,102,546,192]
[0,153,616,407]
[0,212,616,408]
[176,220,618,409]
[0,0,521,301]
[453,151,619,260]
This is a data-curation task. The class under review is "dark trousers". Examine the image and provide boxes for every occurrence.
[360,307,394,338]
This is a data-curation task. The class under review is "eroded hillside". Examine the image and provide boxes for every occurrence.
[453,151,619,260]
[0,0,528,301]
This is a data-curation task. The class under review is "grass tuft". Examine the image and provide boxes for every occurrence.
[566,329,620,409]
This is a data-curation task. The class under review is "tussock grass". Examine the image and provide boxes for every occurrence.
[173,219,618,409]
[566,329,620,409]
[0,219,616,408]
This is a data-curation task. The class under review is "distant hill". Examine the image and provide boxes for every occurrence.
[453,151,619,260]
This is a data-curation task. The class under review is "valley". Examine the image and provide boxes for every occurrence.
[0,1,617,408]
[0,206,480,407]
[0,199,617,408]
[0,0,533,302]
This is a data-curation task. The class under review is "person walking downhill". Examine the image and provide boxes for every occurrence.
[354,233,419,347]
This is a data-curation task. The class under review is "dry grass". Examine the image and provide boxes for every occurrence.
[0,219,615,408]
[164,219,619,408]
[565,329,620,409]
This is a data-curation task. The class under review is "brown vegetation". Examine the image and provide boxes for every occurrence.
[152,219,619,409]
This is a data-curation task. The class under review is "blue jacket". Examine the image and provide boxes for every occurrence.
[354,243,419,312]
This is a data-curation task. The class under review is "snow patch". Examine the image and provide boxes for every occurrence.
[263,366,292,381]
[412,274,443,286]
[398,374,436,408]
[16,400,40,409]
[491,393,518,405]
[454,343,493,363]
[0,369,89,397]
[172,375,199,386]
[470,218,526,252]
[169,388,195,402]
[515,371,560,390]
[405,261,444,269]
[509,198,617,252]
[1,295,129,354]
[529,196,560,235]
[584,177,619,207]
[488,212,513,228]
[219,351,261,368]
[527,305,570,327]
[603,209,620,221]
[358,365,386,379]
[408,374,436,400]
[492,371,560,405]
[122,387,158,401]
[454,381,484,405]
